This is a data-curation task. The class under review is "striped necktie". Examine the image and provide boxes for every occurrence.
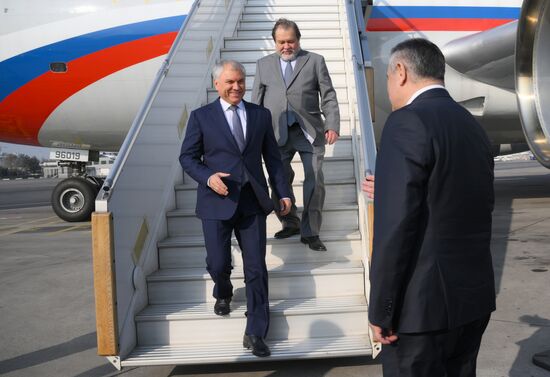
[229,105,245,152]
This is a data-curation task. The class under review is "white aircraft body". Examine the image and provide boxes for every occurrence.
[0,0,548,221]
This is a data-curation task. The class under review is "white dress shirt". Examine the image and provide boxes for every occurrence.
[280,58,297,74]
[219,97,247,138]
[214,98,290,203]
[280,57,314,144]
[406,84,446,105]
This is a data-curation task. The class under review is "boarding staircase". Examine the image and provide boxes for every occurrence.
[94,0,377,368]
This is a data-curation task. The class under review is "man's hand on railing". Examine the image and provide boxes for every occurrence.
[362,174,375,199]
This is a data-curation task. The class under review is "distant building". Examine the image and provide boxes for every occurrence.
[40,161,75,178]
[86,154,116,177]
[40,153,116,178]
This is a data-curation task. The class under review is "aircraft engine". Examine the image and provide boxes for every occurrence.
[442,0,550,167]
[516,0,550,168]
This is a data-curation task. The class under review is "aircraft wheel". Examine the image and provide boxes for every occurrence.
[51,177,97,222]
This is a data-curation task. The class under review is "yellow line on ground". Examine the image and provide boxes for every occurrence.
[0,218,65,237]
[0,215,59,230]
[48,224,90,235]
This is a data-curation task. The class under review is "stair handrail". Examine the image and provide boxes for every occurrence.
[97,0,202,204]
[345,0,377,175]
[345,0,382,358]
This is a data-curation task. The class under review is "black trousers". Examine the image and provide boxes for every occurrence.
[201,183,269,337]
[382,315,491,377]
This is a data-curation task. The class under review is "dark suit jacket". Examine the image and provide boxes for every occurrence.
[369,88,496,333]
[179,99,291,220]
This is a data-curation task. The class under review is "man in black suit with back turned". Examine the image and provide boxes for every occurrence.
[365,39,496,377]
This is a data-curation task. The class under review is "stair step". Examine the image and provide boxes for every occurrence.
[158,230,362,268]
[167,202,359,237]
[147,261,365,304]
[221,47,344,60]
[246,0,339,5]
[175,178,356,210]
[148,100,354,135]
[241,13,339,22]
[243,5,338,13]
[136,296,368,345]
[122,335,372,366]
[239,20,341,30]
[237,28,342,38]
[183,155,355,189]
[187,71,347,91]
[241,59,346,74]
[243,72,348,88]
[207,86,349,103]
[224,36,343,49]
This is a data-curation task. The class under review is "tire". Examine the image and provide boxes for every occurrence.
[51,177,97,222]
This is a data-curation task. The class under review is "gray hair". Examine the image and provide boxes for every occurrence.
[212,60,246,81]
[389,38,445,82]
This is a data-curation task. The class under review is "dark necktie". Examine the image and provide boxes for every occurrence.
[229,105,245,152]
[284,61,297,126]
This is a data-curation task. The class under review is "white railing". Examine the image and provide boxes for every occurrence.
[344,0,381,358]
[94,0,246,360]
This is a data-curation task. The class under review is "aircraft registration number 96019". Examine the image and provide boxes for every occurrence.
[49,148,89,162]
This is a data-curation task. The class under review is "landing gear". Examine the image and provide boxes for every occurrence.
[50,161,104,222]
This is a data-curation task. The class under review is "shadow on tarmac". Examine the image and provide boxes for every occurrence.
[509,315,550,377]
[168,355,379,377]
[0,332,96,375]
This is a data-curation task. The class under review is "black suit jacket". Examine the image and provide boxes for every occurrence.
[179,99,291,220]
[369,88,496,333]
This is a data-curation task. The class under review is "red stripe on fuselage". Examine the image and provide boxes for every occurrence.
[0,32,176,146]
[366,18,514,32]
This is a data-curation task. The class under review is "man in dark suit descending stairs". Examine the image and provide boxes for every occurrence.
[180,60,292,357]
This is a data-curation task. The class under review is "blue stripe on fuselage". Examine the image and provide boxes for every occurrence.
[0,15,185,102]
[370,6,520,19]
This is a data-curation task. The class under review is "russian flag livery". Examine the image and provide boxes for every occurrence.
[0,15,185,145]
[367,2,521,32]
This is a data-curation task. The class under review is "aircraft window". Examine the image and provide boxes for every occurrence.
[50,62,68,73]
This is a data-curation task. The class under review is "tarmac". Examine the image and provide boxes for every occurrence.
[0,159,549,377]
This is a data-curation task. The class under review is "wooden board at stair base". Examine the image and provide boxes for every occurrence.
[92,212,119,356]
[367,201,374,262]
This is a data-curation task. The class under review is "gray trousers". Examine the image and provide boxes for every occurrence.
[271,125,325,237]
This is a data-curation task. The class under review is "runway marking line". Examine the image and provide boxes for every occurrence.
[48,224,90,235]
[0,217,65,237]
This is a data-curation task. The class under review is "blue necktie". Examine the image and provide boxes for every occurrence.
[284,61,297,126]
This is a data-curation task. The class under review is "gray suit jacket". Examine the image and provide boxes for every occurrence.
[251,50,340,146]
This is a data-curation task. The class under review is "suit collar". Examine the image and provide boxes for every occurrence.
[219,97,245,112]
[406,85,446,105]
[287,50,309,88]
[211,98,255,154]
[212,98,241,152]
[409,87,450,105]
[270,54,286,88]
[271,50,310,88]
[243,100,256,152]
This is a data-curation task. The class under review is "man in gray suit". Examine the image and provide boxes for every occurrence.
[252,18,340,251]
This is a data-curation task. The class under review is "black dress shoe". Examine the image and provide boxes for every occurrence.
[274,227,300,239]
[300,236,327,251]
[214,297,231,316]
[243,334,271,357]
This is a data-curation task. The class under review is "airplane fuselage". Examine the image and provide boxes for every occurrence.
[0,0,534,153]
